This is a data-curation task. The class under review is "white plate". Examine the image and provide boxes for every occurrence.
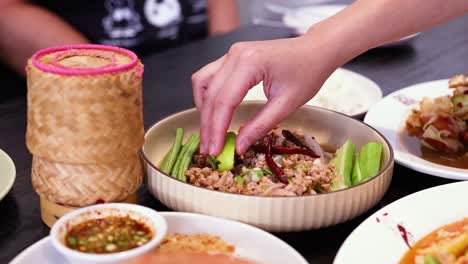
[334,181,468,264]
[0,148,15,201]
[11,212,308,264]
[243,68,382,118]
[364,79,467,180]
[282,4,420,47]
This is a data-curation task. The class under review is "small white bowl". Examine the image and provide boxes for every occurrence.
[50,203,167,264]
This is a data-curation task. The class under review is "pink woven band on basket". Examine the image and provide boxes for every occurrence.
[31,44,142,76]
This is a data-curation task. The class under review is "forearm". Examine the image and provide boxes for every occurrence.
[0,2,89,75]
[306,0,468,69]
[207,0,240,35]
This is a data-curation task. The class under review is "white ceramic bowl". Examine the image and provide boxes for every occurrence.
[142,102,394,232]
[50,203,167,264]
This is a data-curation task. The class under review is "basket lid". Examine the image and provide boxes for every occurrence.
[30,44,141,76]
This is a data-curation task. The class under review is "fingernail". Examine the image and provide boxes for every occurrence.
[209,144,216,156]
[236,141,246,155]
[199,142,207,154]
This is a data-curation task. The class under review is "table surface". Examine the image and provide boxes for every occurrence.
[1,13,468,264]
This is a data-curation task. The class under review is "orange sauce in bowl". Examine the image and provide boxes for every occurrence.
[399,218,468,264]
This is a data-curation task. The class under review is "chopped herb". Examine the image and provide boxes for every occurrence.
[242,169,265,179]
[208,156,220,169]
[253,169,264,178]
[262,168,273,175]
[67,236,77,246]
[287,177,293,184]
[235,176,245,185]
[313,184,323,193]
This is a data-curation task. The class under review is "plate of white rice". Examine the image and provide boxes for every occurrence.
[243,68,382,118]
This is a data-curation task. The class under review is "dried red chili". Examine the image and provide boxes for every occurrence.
[265,135,288,184]
[282,130,312,151]
[252,145,319,158]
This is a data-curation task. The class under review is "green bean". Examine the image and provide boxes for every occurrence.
[161,128,184,174]
[177,134,200,182]
[160,147,172,169]
[171,135,196,178]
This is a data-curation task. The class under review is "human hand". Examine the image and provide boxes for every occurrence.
[192,34,339,155]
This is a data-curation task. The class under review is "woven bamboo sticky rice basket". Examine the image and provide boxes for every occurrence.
[26,44,145,227]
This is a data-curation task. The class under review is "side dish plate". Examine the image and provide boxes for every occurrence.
[243,68,383,119]
[334,181,468,264]
[364,79,467,180]
[0,148,15,201]
[11,212,308,264]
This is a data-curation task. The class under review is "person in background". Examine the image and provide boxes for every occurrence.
[0,0,240,75]
[192,0,468,157]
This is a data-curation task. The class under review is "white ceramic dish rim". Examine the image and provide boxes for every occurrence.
[363,79,467,180]
[243,68,383,118]
[333,181,468,264]
[141,103,394,199]
[11,212,309,264]
[50,203,167,263]
[0,148,16,201]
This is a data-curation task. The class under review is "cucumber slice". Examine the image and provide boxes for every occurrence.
[352,142,383,185]
[331,140,355,190]
[351,157,362,185]
[216,132,237,171]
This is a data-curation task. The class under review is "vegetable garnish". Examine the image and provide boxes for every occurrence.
[65,216,152,254]
[352,142,383,185]
[282,129,313,151]
[177,134,200,182]
[331,140,355,190]
[252,145,319,158]
[161,128,184,174]
[265,135,288,184]
[208,156,220,169]
[216,132,237,171]
[170,133,200,182]
[235,175,245,185]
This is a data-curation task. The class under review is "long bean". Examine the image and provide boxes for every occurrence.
[171,134,197,178]
[160,147,172,169]
[161,128,184,174]
[177,134,200,182]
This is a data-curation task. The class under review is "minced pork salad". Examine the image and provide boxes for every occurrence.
[158,128,384,196]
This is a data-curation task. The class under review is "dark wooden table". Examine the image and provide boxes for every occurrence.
[1,15,468,263]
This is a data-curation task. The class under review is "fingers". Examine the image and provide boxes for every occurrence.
[236,96,297,154]
[208,67,261,155]
[202,43,263,155]
[191,55,225,111]
[198,56,235,154]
